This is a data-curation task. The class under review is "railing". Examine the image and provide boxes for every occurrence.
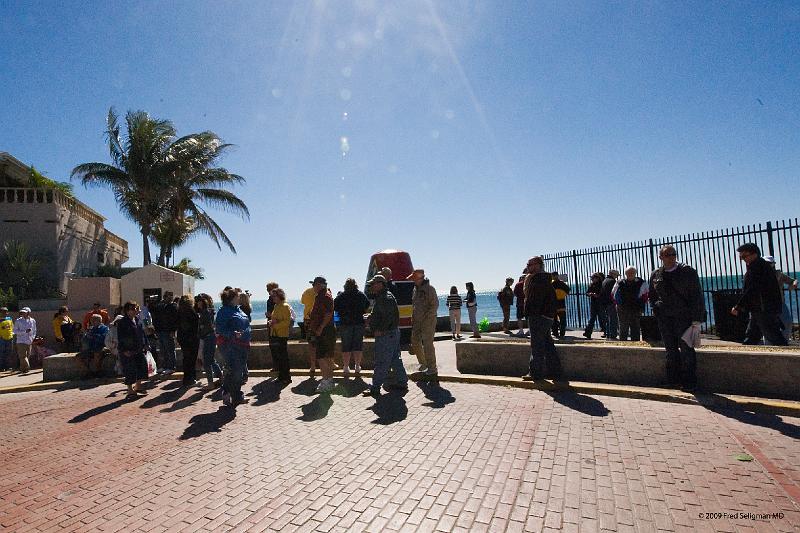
[542,218,800,336]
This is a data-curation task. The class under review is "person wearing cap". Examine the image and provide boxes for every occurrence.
[764,255,798,342]
[13,307,36,373]
[300,281,318,373]
[308,276,337,392]
[731,243,787,346]
[408,269,439,375]
[497,277,515,334]
[0,307,13,371]
[380,267,396,295]
[598,270,620,339]
[522,256,562,381]
[364,274,408,395]
[82,302,110,330]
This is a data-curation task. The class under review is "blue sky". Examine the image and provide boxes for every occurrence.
[2,1,799,298]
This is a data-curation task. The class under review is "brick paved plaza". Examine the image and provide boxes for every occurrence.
[1,378,798,532]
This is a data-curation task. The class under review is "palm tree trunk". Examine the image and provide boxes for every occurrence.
[141,229,152,265]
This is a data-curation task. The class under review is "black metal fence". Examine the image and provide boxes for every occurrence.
[543,218,800,336]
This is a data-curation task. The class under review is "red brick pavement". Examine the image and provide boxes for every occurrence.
[0,378,798,532]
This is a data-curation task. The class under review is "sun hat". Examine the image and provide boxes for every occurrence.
[311,276,327,285]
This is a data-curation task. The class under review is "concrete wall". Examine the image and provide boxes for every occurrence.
[121,264,193,306]
[67,277,121,310]
[456,342,800,400]
[0,187,129,293]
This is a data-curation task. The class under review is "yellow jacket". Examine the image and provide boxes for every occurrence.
[52,315,74,341]
[270,302,292,338]
[0,317,12,341]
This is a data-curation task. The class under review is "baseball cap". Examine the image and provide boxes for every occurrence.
[764,255,776,263]
[20,307,31,313]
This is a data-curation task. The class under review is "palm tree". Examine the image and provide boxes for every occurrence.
[72,108,176,265]
[0,240,43,299]
[153,131,250,265]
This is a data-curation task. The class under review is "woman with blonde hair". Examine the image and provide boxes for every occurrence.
[268,288,293,383]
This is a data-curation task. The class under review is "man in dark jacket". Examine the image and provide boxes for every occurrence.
[551,272,571,339]
[152,291,179,374]
[731,243,787,346]
[614,266,648,341]
[649,245,706,390]
[497,277,515,334]
[598,270,620,339]
[364,275,407,396]
[522,256,561,381]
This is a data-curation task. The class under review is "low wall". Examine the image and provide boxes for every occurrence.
[456,342,800,400]
[43,340,377,382]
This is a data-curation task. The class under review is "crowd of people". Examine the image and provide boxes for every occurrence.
[0,241,795,400]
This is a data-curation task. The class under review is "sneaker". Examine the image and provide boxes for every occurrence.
[417,365,428,373]
[343,366,350,376]
[354,365,361,374]
[363,387,380,397]
[424,367,437,376]
[222,392,231,406]
[317,379,334,392]
[162,369,174,375]
[582,332,592,339]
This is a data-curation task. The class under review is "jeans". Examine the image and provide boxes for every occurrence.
[200,335,222,385]
[0,338,12,369]
[467,305,478,334]
[604,304,618,338]
[220,343,249,400]
[448,309,461,335]
[528,315,561,379]
[583,302,607,336]
[156,331,176,370]
[371,328,407,391]
[269,336,290,381]
[744,311,788,346]
[617,308,641,341]
[656,314,696,387]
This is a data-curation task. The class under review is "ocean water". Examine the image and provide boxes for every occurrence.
[248,291,508,323]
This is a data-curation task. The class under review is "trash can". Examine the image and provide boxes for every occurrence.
[712,289,748,342]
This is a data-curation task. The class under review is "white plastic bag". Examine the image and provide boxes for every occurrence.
[681,324,702,348]
[145,351,158,377]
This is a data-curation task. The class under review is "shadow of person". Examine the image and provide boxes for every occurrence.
[160,390,206,413]
[68,395,140,423]
[415,380,456,408]
[697,393,800,439]
[179,406,237,440]
[139,383,190,409]
[369,390,408,425]
[248,379,288,406]
[291,377,319,397]
[545,391,610,417]
[297,394,334,422]
[334,377,369,398]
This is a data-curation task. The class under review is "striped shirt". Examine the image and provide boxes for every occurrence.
[446,295,463,310]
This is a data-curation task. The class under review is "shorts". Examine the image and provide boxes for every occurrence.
[339,324,365,352]
[516,306,526,320]
[315,324,337,359]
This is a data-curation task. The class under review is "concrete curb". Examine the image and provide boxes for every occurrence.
[1,370,798,418]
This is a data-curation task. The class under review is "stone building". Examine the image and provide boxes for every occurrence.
[0,151,129,293]
[120,263,195,306]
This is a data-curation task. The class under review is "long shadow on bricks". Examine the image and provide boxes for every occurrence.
[291,377,318,397]
[180,407,237,440]
[545,390,610,417]
[699,393,800,439]
[415,381,456,408]
[140,382,189,409]
[369,390,408,425]
[68,394,142,423]
[298,394,334,421]
[249,379,288,406]
[160,390,206,413]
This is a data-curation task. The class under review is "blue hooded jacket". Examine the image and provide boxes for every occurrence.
[215,304,251,343]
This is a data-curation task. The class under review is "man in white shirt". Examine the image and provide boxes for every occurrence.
[13,307,36,374]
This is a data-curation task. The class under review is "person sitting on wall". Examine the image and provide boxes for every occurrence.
[78,314,110,378]
[53,306,82,352]
[82,302,110,330]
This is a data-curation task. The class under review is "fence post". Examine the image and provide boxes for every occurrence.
[648,238,656,272]
[766,221,775,257]
[572,250,582,326]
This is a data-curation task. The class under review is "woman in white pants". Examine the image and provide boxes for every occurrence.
[446,286,463,340]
